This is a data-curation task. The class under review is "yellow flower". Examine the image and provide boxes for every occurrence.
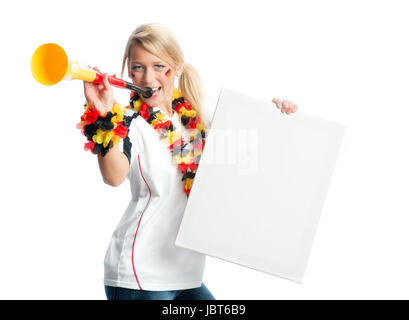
[185,109,197,118]
[103,131,114,147]
[111,134,120,146]
[151,113,166,126]
[155,113,166,121]
[92,129,104,145]
[184,178,193,190]
[172,88,183,100]
[93,130,115,148]
[189,129,200,141]
[132,99,142,111]
[163,131,182,145]
[174,153,193,165]
[177,106,196,119]
[111,103,124,123]
[196,123,206,131]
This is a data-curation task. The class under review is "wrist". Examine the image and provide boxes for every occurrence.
[77,101,128,157]
[85,99,115,115]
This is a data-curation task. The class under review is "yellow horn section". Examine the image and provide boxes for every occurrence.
[31,43,96,85]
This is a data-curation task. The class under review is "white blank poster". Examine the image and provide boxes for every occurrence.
[175,88,345,283]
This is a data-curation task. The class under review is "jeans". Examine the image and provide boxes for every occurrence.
[105,283,215,300]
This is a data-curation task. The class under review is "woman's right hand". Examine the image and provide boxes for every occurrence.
[83,67,114,114]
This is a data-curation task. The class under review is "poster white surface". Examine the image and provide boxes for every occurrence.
[176,88,345,282]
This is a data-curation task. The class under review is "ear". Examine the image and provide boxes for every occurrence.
[175,65,184,77]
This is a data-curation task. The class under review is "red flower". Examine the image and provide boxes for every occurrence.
[84,141,95,152]
[183,103,192,110]
[188,117,200,129]
[139,103,150,119]
[178,162,198,173]
[173,102,186,113]
[169,137,184,150]
[82,107,100,125]
[154,120,172,130]
[113,123,129,138]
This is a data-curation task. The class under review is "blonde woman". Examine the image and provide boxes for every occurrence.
[82,23,298,300]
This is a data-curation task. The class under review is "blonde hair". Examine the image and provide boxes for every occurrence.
[121,23,207,125]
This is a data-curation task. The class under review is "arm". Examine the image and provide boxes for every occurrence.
[83,69,129,187]
[97,145,130,187]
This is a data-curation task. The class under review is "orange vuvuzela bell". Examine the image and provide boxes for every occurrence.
[30,43,153,98]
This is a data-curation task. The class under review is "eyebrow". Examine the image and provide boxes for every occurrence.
[130,60,165,65]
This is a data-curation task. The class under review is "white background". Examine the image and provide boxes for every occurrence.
[0,0,408,299]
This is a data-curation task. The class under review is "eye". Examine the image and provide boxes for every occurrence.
[132,65,143,71]
[155,65,165,69]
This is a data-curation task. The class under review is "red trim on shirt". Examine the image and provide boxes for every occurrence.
[131,154,152,290]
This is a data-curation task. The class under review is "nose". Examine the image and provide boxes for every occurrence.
[142,67,155,86]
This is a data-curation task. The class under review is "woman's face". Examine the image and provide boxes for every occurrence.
[128,44,182,109]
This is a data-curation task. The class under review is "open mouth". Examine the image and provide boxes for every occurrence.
[151,86,161,97]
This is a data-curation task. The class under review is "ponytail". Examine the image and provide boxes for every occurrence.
[178,62,207,127]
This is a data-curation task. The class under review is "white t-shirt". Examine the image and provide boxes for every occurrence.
[103,96,216,291]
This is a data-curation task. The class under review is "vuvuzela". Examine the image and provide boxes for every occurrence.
[30,43,153,98]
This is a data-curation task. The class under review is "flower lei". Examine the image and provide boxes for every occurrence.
[77,102,129,156]
[129,88,207,196]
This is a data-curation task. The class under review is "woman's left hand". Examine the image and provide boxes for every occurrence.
[272,98,298,114]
